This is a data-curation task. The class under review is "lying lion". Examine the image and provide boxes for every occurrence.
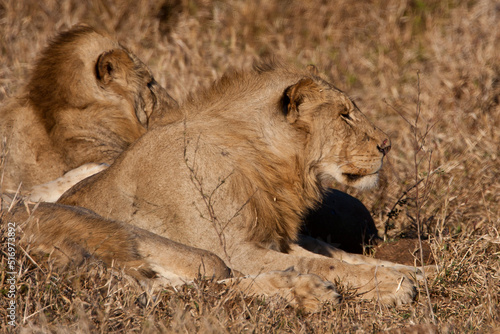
[0,25,178,200]
[7,61,422,310]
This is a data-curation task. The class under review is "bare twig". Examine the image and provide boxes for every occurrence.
[412,71,436,323]
[182,119,245,265]
[386,71,436,322]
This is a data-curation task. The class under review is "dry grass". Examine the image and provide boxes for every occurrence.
[1,0,499,332]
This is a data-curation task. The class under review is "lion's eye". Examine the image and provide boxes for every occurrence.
[147,79,156,89]
[340,109,351,120]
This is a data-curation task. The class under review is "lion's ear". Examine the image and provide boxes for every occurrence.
[306,64,319,76]
[283,78,316,124]
[95,49,133,85]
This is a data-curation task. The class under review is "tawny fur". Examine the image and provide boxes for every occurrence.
[4,202,231,283]
[0,25,178,194]
[6,202,155,279]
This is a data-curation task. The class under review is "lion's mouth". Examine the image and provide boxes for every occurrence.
[342,173,365,181]
[340,171,380,189]
[342,172,379,182]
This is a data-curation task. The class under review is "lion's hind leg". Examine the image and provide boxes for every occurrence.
[5,202,231,284]
[131,224,232,285]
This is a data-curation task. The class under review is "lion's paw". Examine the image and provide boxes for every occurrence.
[29,163,109,203]
[357,266,417,306]
[223,267,340,312]
[387,263,439,282]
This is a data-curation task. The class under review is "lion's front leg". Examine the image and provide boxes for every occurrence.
[297,236,435,279]
[230,244,417,307]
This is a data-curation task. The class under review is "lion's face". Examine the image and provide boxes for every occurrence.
[95,49,177,129]
[284,77,390,190]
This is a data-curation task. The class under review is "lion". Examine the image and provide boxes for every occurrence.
[0,25,178,199]
[7,62,423,310]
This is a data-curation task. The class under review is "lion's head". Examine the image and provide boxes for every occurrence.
[281,70,390,190]
[26,25,178,168]
[0,25,180,191]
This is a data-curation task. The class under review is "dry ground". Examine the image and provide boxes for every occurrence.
[1,0,499,332]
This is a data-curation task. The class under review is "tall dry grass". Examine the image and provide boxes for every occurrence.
[1,0,499,332]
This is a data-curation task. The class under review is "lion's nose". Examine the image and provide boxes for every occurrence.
[377,138,391,155]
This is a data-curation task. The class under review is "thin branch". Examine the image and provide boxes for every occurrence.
[182,120,246,265]
[412,71,436,323]
[386,71,436,322]
[383,99,413,128]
